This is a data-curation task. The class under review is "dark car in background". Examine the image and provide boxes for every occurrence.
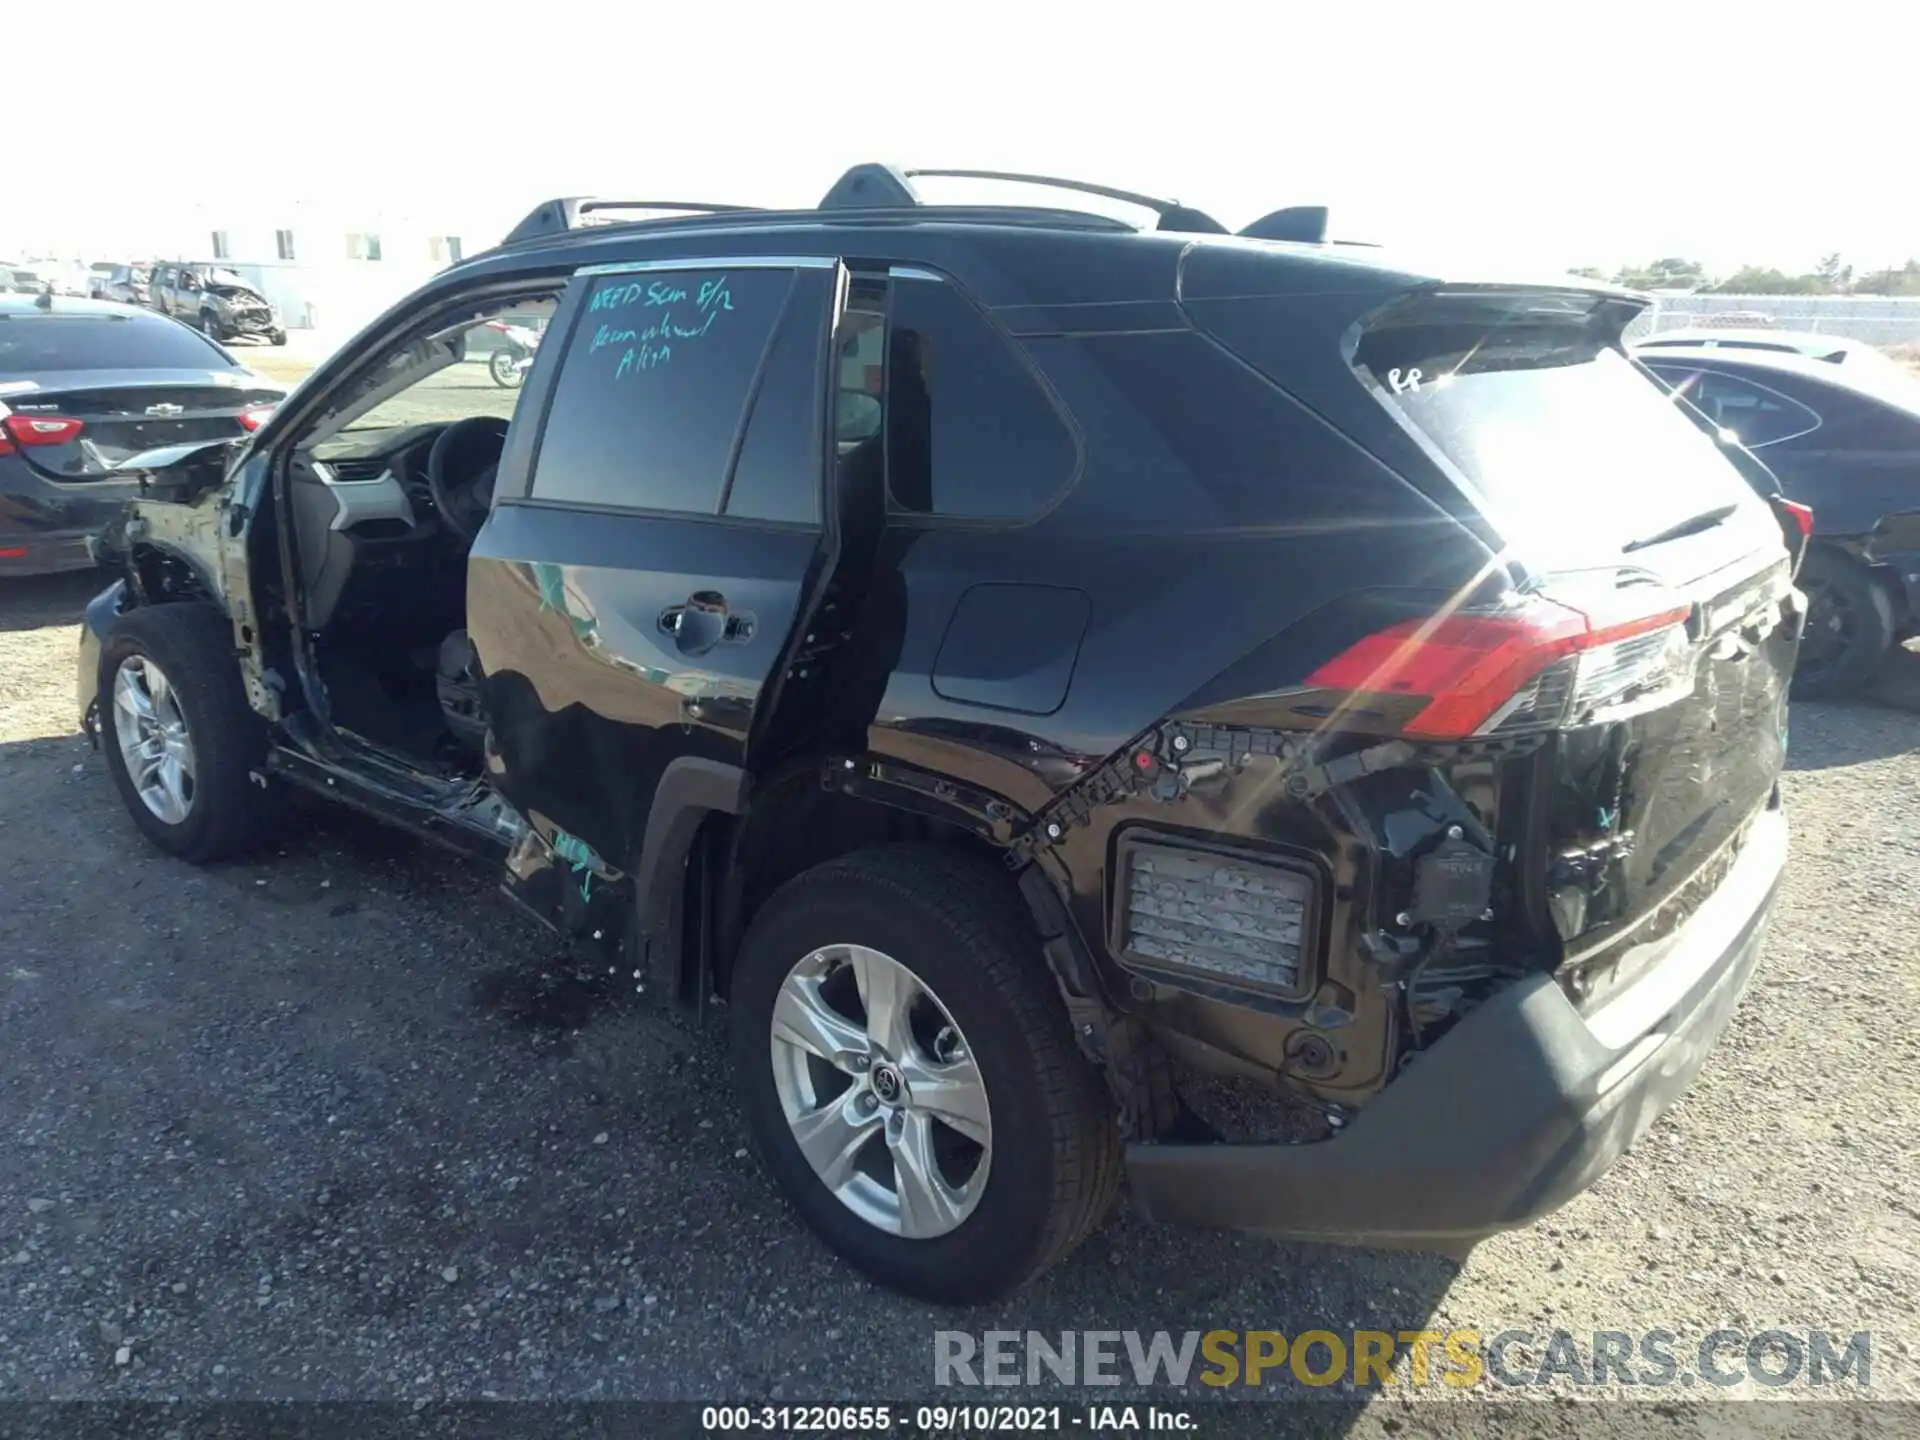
[1636,328,1917,389]
[76,167,1802,1302]
[149,263,286,345]
[1,295,283,576]
[1638,347,1920,695]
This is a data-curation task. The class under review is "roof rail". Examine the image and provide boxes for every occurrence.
[817,164,1230,235]
[502,198,763,247]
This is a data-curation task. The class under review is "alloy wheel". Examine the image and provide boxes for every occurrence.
[111,655,197,824]
[768,943,992,1239]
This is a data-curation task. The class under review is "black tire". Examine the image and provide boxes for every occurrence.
[1793,547,1895,699]
[99,603,275,862]
[488,349,523,388]
[729,844,1121,1303]
[268,328,287,347]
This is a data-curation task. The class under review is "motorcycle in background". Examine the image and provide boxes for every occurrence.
[484,318,544,388]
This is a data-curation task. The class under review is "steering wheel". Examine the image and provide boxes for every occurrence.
[425,415,509,544]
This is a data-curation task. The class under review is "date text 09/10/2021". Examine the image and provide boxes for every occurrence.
[700,1405,1196,1433]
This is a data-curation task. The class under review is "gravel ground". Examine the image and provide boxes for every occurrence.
[2,556,1917,1430]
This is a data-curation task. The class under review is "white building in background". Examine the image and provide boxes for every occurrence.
[6,196,524,335]
[140,200,516,333]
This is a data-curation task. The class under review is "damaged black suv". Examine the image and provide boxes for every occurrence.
[79,166,1807,1303]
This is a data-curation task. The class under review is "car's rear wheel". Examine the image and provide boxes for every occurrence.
[729,845,1121,1303]
[99,604,275,862]
[1793,547,1894,699]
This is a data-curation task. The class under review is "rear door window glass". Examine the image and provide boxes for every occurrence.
[529,267,793,514]
[883,276,1076,521]
[722,274,830,525]
[1643,365,1822,446]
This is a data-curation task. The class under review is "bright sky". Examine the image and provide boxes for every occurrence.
[8,0,1916,276]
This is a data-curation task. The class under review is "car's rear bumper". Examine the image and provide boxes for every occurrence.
[2,461,139,576]
[0,528,101,576]
[1126,805,1787,1249]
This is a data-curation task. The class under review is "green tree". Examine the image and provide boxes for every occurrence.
[1567,265,1608,280]
[1816,253,1853,291]
[1850,260,1920,296]
[1612,257,1708,290]
[1714,266,1831,295]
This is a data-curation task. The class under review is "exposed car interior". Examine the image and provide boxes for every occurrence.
[282,295,559,769]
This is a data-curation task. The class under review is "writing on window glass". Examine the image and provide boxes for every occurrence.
[584,274,736,379]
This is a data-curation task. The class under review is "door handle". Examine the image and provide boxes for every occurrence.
[658,591,754,655]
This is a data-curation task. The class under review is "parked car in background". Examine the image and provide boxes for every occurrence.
[1,295,284,576]
[42,263,94,298]
[1636,329,1916,389]
[87,262,120,299]
[148,263,286,345]
[97,264,153,307]
[7,266,52,295]
[1639,347,1920,695]
[75,167,1802,1303]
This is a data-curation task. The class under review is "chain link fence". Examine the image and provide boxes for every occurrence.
[1624,294,1920,349]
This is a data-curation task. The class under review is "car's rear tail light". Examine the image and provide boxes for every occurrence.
[1306,591,1693,740]
[1113,838,1318,998]
[1768,497,1813,574]
[1774,499,1813,541]
[236,404,275,432]
[0,414,84,453]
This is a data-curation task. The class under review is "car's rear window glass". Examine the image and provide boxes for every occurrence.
[0,315,233,374]
[1357,311,1756,562]
[884,276,1077,521]
[530,268,792,514]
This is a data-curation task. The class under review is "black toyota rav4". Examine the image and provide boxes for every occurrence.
[78,166,1805,1303]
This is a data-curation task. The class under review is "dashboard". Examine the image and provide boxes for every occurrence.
[305,425,448,539]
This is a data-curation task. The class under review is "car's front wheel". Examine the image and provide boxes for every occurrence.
[198,309,222,339]
[730,845,1121,1303]
[99,604,275,862]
